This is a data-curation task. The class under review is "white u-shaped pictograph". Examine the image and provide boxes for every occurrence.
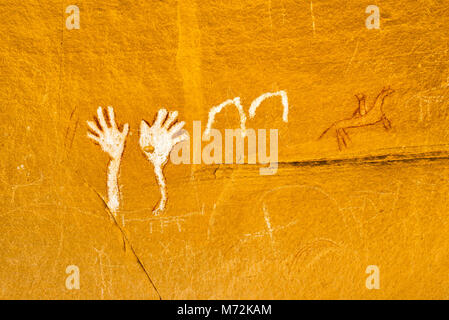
[249,90,289,122]
[203,97,247,140]
[204,90,289,140]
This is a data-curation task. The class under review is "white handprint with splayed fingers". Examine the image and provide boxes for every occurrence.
[139,109,189,216]
[87,106,129,216]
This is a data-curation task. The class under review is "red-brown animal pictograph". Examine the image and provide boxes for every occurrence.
[319,87,395,150]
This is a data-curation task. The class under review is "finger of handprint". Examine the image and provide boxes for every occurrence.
[87,132,100,143]
[87,121,102,135]
[168,121,185,135]
[163,111,178,129]
[172,132,189,145]
[97,106,108,130]
[107,106,117,129]
[121,123,129,137]
[153,108,168,127]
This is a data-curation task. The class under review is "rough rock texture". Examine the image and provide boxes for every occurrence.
[1,0,449,299]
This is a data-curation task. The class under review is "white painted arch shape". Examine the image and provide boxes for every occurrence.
[203,97,247,140]
[248,90,289,122]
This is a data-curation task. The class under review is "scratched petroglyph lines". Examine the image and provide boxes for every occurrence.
[310,1,316,37]
[0,171,44,204]
[246,184,344,246]
[93,247,114,299]
[405,77,449,123]
[243,182,400,276]
[240,220,299,244]
[125,204,205,221]
[289,238,341,275]
[204,90,289,140]
[263,204,274,244]
[125,204,205,234]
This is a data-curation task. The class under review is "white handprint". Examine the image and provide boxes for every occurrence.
[87,106,129,216]
[139,109,189,215]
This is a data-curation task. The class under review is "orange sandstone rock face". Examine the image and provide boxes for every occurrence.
[1,0,449,299]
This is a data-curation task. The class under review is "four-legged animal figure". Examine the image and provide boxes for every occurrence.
[319,87,395,150]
